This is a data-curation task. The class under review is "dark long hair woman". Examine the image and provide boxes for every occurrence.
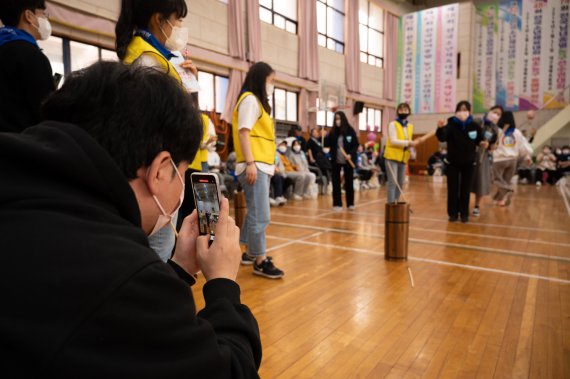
[325,111,359,211]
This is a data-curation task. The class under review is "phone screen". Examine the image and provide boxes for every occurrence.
[191,175,221,241]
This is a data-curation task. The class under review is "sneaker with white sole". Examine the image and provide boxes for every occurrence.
[275,196,287,205]
[348,205,355,211]
[292,194,303,200]
[332,206,343,211]
[253,257,284,279]
[241,253,256,265]
[472,207,480,217]
[536,181,542,186]
[269,198,278,207]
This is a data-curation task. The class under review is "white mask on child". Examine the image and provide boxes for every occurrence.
[293,146,301,153]
[278,146,287,154]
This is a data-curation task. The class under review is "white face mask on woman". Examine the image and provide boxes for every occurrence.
[266,83,275,97]
[148,160,185,236]
[292,145,301,153]
[486,112,500,124]
[162,20,188,51]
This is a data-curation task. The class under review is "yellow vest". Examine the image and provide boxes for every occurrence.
[232,92,275,165]
[383,120,414,163]
[122,36,181,83]
[189,114,210,171]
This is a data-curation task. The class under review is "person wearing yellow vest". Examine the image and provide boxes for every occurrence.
[233,62,284,279]
[383,103,420,204]
[115,0,199,263]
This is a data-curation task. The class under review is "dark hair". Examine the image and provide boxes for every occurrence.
[455,100,472,113]
[490,105,504,114]
[334,111,352,135]
[115,0,188,60]
[240,62,274,114]
[498,111,516,130]
[0,0,46,26]
[397,103,411,114]
[41,62,202,179]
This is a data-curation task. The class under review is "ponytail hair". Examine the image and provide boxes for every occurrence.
[115,0,188,60]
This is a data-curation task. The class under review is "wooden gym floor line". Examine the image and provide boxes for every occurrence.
[192,178,570,378]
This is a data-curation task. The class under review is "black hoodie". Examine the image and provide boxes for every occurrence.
[0,122,261,378]
[436,116,483,166]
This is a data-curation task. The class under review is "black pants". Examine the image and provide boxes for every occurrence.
[332,163,354,207]
[271,173,284,198]
[177,169,199,231]
[446,164,474,218]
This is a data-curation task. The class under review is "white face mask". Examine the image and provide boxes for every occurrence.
[278,146,287,154]
[32,14,52,40]
[563,149,570,155]
[456,111,469,122]
[266,83,275,97]
[162,20,188,52]
[487,112,500,124]
[323,147,331,154]
[293,145,301,153]
[148,159,185,236]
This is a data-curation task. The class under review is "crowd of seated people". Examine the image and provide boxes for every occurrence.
[208,126,387,208]
[517,145,570,186]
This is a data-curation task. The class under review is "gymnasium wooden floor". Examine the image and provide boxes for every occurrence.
[193,177,570,378]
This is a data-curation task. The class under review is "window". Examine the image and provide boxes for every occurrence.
[197,71,229,113]
[358,106,382,132]
[269,88,298,122]
[359,0,384,68]
[260,0,297,34]
[38,36,117,78]
[316,0,344,53]
[316,99,335,127]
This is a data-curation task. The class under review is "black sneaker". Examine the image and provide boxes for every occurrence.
[461,216,469,223]
[241,253,255,265]
[253,257,284,279]
[448,215,459,222]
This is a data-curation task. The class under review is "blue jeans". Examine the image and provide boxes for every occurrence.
[148,212,178,262]
[238,170,270,257]
[385,159,406,203]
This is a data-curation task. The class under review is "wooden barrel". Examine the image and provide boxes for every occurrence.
[234,190,247,229]
[384,202,410,260]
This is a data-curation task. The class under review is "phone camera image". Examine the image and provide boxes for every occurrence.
[193,182,220,238]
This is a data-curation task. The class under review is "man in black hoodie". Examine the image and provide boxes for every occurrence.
[0,0,55,132]
[0,62,261,378]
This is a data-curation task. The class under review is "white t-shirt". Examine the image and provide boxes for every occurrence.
[388,121,410,148]
[235,94,275,176]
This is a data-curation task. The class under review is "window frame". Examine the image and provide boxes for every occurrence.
[359,1,384,68]
[259,0,298,35]
[317,0,345,54]
[270,87,299,123]
[196,70,229,114]
[358,106,383,132]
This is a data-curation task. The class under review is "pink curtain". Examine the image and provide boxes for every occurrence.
[221,0,247,123]
[298,89,318,131]
[383,13,398,101]
[382,107,396,134]
[345,0,361,93]
[228,0,245,59]
[298,0,320,81]
[246,0,262,62]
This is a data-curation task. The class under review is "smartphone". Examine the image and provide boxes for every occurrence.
[190,173,222,244]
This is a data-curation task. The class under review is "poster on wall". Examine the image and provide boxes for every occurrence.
[397,4,459,114]
[473,0,570,113]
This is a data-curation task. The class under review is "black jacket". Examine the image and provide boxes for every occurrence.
[0,122,261,378]
[0,40,55,133]
[436,116,483,166]
[324,126,359,165]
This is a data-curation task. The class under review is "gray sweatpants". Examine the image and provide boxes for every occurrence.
[492,158,517,201]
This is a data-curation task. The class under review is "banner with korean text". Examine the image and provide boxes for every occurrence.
[473,0,570,113]
[397,4,459,114]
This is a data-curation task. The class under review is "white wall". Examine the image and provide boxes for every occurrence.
[185,0,229,55]
[50,0,119,20]
[261,23,298,77]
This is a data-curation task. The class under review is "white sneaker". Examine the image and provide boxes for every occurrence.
[269,198,278,207]
[536,181,542,186]
[276,196,287,205]
[332,206,343,211]
[520,178,528,184]
[348,205,355,211]
[303,193,312,199]
[293,194,303,200]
